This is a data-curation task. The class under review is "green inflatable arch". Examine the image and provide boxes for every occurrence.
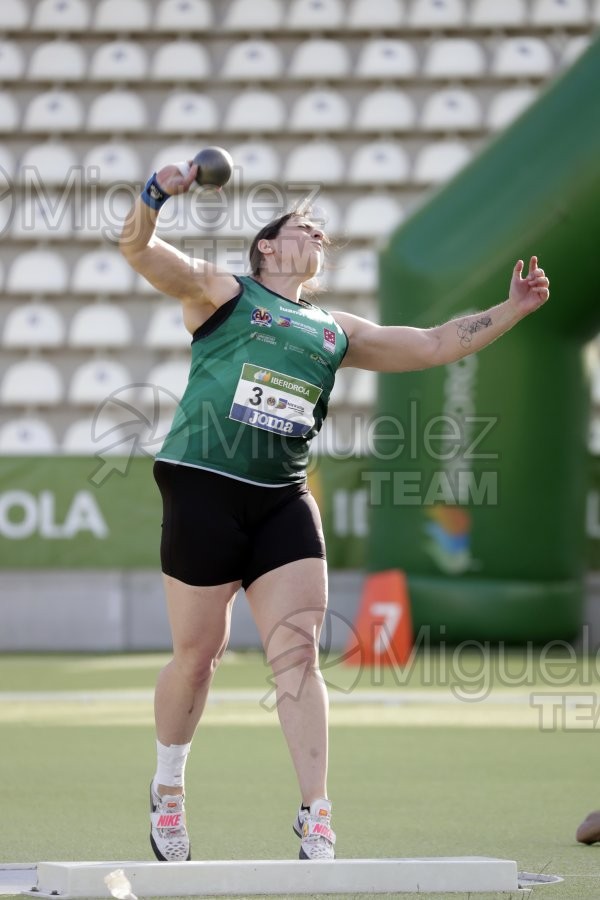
[371,38,600,643]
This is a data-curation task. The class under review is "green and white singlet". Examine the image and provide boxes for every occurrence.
[156,276,349,486]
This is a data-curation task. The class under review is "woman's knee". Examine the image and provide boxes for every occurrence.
[170,642,226,690]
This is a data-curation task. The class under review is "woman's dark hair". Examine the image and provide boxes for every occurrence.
[248,212,294,277]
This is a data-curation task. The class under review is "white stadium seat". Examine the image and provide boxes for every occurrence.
[82,143,143,185]
[420,88,483,131]
[2,302,66,348]
[30,0,90,31]
[154,0,213,30]
[470,0,526,26]
[0,92,19,133]
[0,146,16,183]
[223,90,285,133]
[532,0,587,26]
[158,93,219,133]
[408,0,466,28]
[0,418,58,454]
[487,87,538,130]
[69,304,133,347]
[0,41,24,80]
[68,359,133,405]
[344,195,404,238]
[422,39,487,79]
[492,38,554,78]
[355,90,416,132]
[142,360,190,405]
[310,195,341,234]
[23,91,83,133]
[19,143,78,185]
[71,250,134,295]
[413,140,472,184]
[11,193,73,240]
[92,0,151,31]
[145,305,190,349]
[560,35,592,68]
[150,41,211,81]
[289,90,351,132]
[221,40,283,81]
[284,141,345,185]
[348,0,403,29]
[355,40,418,80]
[87,91,147,132]
[7,250,69,294]
[27,41,86,81]
[286,0,344,29]
[75,192,132,242]
[61,416,124,456]
[1,360,64,406]
[150,143,198,174]
[593,0,600,24]
[348,142,411,185]
[332,249,379,294]
[222,0,283,30]
[89,42,148,82]
[230,142,281,183]
[348,369,377,406]
[0,0,29,31]
[288,40,351,80]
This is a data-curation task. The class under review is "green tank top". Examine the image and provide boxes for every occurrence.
[156,276,349,486]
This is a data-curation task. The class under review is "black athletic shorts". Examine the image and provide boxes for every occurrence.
[153,461,326,589]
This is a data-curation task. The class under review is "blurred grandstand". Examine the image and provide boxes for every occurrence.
[0,0,598,456]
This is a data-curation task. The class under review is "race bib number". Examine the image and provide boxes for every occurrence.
[229,363,322,437]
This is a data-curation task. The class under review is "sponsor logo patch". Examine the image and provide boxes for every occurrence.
[323,328,336,353]
[276,316,291,327]
[251,307,273,327]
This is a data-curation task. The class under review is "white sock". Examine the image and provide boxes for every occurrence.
[154,740,191,793]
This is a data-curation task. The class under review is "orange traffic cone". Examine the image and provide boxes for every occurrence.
[344,570,413,667]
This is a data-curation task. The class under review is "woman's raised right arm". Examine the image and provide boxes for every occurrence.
[119,164,237,309]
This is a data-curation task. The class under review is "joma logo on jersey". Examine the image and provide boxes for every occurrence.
[251,307,272,327]
[247,410,294,433]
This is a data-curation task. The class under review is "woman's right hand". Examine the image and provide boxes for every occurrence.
[155,162,198,196]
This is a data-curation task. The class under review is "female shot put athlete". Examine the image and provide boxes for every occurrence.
[120,161,549,862]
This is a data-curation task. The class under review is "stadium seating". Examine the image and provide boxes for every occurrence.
[222,0,283,31]
[422,39,487,79]
[355,40,418,80]
[68,359,133,405]
[68,304,133,347]
[0,92,19,132]
[413,140,473,184]
[347,0,403,29]
[30,0,90,31]
[1,360,64,406]
[469,0,527,26]
[288,39,351,80]
[0,40,25,80]
[284,142,345,185]
[0,418,58,454]
[27,41,86,81]
[88,42,148,82]
[0,0,596,450]
[2,302,66,348]
[150,41,211,81]
[7,250,69,294]
[220,40,284,80]
[19,143,78,185]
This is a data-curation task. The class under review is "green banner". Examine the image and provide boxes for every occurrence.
[0,456,368,570]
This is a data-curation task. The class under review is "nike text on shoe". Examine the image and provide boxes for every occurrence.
[149,781,191,861]
[296,798,336,860]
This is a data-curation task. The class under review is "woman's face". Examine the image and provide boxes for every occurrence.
[263,215,325,279]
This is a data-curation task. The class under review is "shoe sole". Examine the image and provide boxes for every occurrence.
[149,780,191,862]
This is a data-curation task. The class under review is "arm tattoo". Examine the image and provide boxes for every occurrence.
[456,315,492,348]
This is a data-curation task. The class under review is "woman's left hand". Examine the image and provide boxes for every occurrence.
[509,256,550,316]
